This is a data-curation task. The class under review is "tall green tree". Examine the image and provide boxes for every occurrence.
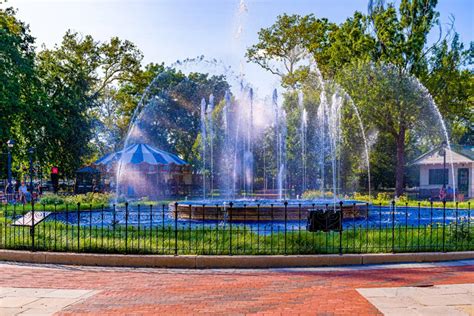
[246,13,335,88]
[247,0,473,195]
[421,34,473,143]
[0,7,39,178]
[36,31,143,176]
[128,70,230,162]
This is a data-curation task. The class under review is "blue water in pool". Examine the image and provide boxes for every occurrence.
[44,204,472,232]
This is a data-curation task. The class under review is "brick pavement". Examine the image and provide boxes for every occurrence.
[0,262,473,315]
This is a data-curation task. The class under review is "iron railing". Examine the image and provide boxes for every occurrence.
[0,201,472,255]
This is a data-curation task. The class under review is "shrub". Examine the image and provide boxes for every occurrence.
[301,190,334,199]
[63,192,113,206]
[39,194,66,205]
[40,192,114,206]
[448,218,472,243]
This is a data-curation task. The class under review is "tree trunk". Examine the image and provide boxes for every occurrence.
[395,128,406,197]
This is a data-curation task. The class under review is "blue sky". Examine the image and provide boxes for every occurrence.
[6,0,474,94]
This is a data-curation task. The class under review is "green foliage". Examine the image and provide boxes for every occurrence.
[0,6,146,177]
[301,190,334,199]
[35,31,144,174]
[246,13,335,87]
[421,35,473,142]
[38,194,66,206]
[350,191,473,209]
[0,8,38,178]
[369,0,439,75]
[124,70,230,163]
[448,219,472,243]
[247,0,473,195]
[39,192,113,206]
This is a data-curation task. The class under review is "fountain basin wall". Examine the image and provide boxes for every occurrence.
[170,200,368,222]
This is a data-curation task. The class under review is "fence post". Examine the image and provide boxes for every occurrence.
[442,199,446,252]
[112,204,116,252]
[339,201,343,255]
[65,204,69,251]
[405,202,408,251]
[77,203,81,252]
[125,202,129,253]
[365,202,369,253]
[284,200,288,255]
[149,205,153,252]
[391,200,395,253]
[89,204,92,251]
[30,198,35,252]
[417,202,421,252]
[468,202,471,249]
[430,201,433,249]
[174,202,178,256]
[455,201,458,250]
[137,204,141,251]
[229,202,233,256]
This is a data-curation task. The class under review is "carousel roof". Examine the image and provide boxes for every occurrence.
[94,143,188,166]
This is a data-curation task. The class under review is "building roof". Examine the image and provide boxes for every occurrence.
[411,145,474,165]
[94,143,188,166]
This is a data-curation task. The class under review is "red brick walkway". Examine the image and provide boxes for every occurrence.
[0,262,473,315]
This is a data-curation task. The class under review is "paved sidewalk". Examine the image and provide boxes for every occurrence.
[358,284,474,315]
[0,288,97,316]
[0,260,473,315]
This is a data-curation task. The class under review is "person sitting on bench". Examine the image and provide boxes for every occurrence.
[18,181,30,204]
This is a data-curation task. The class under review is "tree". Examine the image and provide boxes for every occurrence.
[368,0,440,75]
[36,31,144,176]
[338,62,444,194]
[248,0,473,195]
[127,70,230,162]
[421,34,473,142]
[0,7,39,178]
[246,14,335,88]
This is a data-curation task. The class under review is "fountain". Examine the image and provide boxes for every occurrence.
[299,91,308,193]
[110,43,454,223]
[200,98,207,199]
[109,57,374,221]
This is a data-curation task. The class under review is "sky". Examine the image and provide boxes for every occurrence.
[4,0,474,95]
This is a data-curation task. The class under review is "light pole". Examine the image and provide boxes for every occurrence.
[441,141,447,190]
[6,139,15,194]
[438,141,447,192]
[28,147,34,194]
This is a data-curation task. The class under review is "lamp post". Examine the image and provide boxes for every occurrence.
[438,141,447,190]
[37,163,42,195]
[6,139,15,194]
[28,147,34,193]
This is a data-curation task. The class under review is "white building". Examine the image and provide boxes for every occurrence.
[411,145,473,200]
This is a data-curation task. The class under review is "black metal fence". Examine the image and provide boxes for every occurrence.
[0,201,472,255]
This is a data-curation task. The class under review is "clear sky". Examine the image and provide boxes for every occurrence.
[4,0,473,94]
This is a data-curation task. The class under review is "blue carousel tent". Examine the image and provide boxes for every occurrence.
[94,143,188,166]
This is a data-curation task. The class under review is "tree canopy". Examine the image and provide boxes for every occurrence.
[246,0,473,194]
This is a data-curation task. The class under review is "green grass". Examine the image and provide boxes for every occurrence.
[357,197,473,209]
[1,200,173,214]
[0,219,472,255]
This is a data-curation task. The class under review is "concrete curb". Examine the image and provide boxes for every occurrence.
[0,250,473,269]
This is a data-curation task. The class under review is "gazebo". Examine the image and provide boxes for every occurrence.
[94,143,191,198]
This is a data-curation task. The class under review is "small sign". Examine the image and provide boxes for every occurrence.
[51,167,59,174]
[12,211,51,227]
[307,210,342,232]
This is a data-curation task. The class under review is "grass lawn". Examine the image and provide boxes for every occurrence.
[1,217,472,255]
